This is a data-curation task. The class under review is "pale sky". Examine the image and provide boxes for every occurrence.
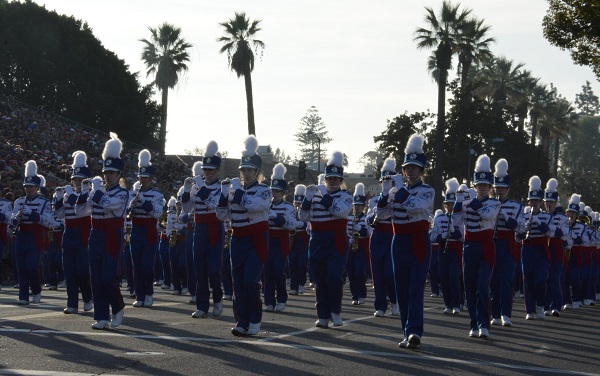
[37,0,599,172]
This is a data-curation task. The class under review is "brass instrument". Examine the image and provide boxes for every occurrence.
[577,213,591,225]
[168,211,178,248]
[12,199,27,236]
[127,189,142,221]
[224,228,233,250]
[352,213,360,253]
[525,206,534,239]
[124,221,132,246]
[48,228,54,243]
[443,211,453,254]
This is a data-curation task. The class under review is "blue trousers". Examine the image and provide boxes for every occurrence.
[62,228,92,309]
[222,245,233,297]
[439,246,462,310]
[521,244,549,313]
[429,248,440,295]
[158,236,171,286]
[369,230,395,312]
[463,240,493,331]
[545,242,564,311]
[589,257,599,300]
[231,234,265,329]
[392,231,430,338]
[264,237,288,306]
[44,237,63,286]
[130,226,157,302]
[567,255,582,303]
[490,239,515,318]
[185,226,196,295]
[309,230,347,319]
[15,231,42,301]
[288,233,308,292]
[193,221,224,312]
[170,238,187,292]
[347,245,368,301]
[89,228,125,321]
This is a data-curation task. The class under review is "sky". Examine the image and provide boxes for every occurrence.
[36,0,599,173]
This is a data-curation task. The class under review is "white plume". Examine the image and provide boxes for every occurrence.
[381,157,396,173]
[579,202,585,211]
[205,140,219,157]
[295,184,306,195]
[494,158,508,177]
[138,149,152,168]
[354,182,365,197]
[404,134,424,154]
[242,135,259,157]
[72,151,87,168]
[474,154,491,173]
[523,206,531,215]
[177,186,184,199]
[192,161,203,177]
[102,132,122,160]
[445,177,459,194]
[271,163,286,180]
[168,196,177,207]
[585,206,592,216]
[545,178,558,193]
[318,174,325,185]
[327,151,343,167]
[133,181,140,191]
[569,193,580,206]
[459,183,469,192]
[25,160,38,177]
[528,176,541,191]
[39,175,46,187]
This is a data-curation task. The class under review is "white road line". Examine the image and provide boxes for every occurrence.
[0,328,595,376]
[0,370,129,376]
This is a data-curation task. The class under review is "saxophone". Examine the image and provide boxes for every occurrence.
[352,212,360,252]
[169,211,179,248]
[224,227,233,250]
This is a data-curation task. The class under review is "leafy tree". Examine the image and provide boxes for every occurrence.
[543,0,600,79]
[217,12,264,136]
[574,80,600,116]
[294,106,332,171]
[140,23,192,156]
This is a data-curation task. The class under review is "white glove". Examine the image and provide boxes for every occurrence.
[305,185,317,201]
[391,174,404,187]
[231,178,242,191]
[193,175,205,188]
[64,185,74,197]
[54,187,64,201]
[221,181,230,196]
[317,184,328,196]
[90,177,103,191]
[183,177,194,191]
[81,180,90,195]
[381,178,392,194]
[268,211,277,220]
[22,205,33,215]
[353,223,361,232]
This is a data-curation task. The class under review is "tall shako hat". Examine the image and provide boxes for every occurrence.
[567,193,580,213]
[239,135,262,170]
[176,186,184,202]
[294,184,306,203]
[102,132,124,172]
[167,196,177,213]
[473,154,493,185]
[444,178,459,203]
[434,209,444,218]
[202,140,221,169]
[380,157,396,180]
[325,151,344,178]
[71,151,91,179]
[578,202,586,216]
[593,212,600,227]
[38,175,48,196]
[270,163,287,191]
[584,205,593,221]
[137,149,155,177]
[192,161,203,178]
[544,178,559,202]
[353,182,366,205]
[23,160,41,186]
[402,134,426,168]
[458,183,470,200]
[493,158,510,187]
[527,176,543,200]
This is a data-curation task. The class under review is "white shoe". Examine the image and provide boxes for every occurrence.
[583,299,592,306]
[289,290,298,295]
[213,302,223,317]
[443,308,451,314]
[479,328,490,338]
[231,326,247,336]
[83,301,93,312]
[298,286,305,294]
[501,315,512,326]
[351,300,359,305]
[330,313,343,326]
[161,284,170,290]
[247,322,261,335]
[573,301,581,308]
[32,294,41,303]
[469,329,477,337]
[58,280,66,288]
[399,339,409,348]
[63,307,78,314]
[357,298,365,305]
[407,334,421,348]
[264,305,274,312]
[182,288,189,295]
[374,310,384,317]
[544,310,552,316]
[92,320,109,329]
[430,293,439,298]
[275,302,286,312]
[452,308,461,315]
[526,313,535,320]
[536,306,545,319]
[192,310,208,318]
[391,303,400,316]
[490,318,501,326]
[551,309,560,317]
[315,319,329,328]
[189,296,196,304]
[144,295,153,307]
[171,290,181,295]
[132,300,144,307]
[563,303,572,310]
[223,295,233,301]
[154,280,163,286]
[111,309,124,328]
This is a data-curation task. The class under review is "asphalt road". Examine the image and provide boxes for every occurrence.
[0,282,599,376]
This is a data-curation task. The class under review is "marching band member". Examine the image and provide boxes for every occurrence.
[543,178,569,316]
[0,187,13,287]
[581,205,595,305]
[377,134,434,349]
[433,178,463,316]
[490,159,523,327]
[519,176,553,320]
[129,149,165,308]
[182,141,225,318]
[124,182,139,298]
[84,133,128,329]
[564,194,587,309]
[346,182,370,306]
[366,158,398,317]
[288,184,309,296]
[591,212,600,302]
[299,151,352,329]
[54,162,96,312]
[453,155,500,339]
[216,135,271,336]
[167,196,187,296]
[42,177,65,290]
[157,208,171,291]
[11,160,53,304]
[222,218,234,300]
[264,163,296,312]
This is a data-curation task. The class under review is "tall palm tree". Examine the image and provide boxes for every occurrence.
[475,56,526,107]
[140,23,192,156]
[414,1,471,201]
[218,12,264,136]
[538,97,578,174]
[528,83,552,145]
[456,17,495,91]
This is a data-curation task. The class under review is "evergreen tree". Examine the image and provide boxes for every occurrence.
[574,81,600,116]
[294,106,332,171]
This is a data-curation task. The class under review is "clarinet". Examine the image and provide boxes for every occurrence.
[443,211,453,254]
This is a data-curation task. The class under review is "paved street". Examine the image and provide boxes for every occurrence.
[0,283,599,375]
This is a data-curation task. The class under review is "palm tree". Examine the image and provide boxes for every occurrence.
[538,97,578,174]
[140,23,192,156]
[528,83,552,145]
[218,12,264,136]
[414,1,471,201]
[456,17,495,92]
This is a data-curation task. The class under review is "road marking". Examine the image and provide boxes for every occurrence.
[0,327,595,376]
[0,370,129,376]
